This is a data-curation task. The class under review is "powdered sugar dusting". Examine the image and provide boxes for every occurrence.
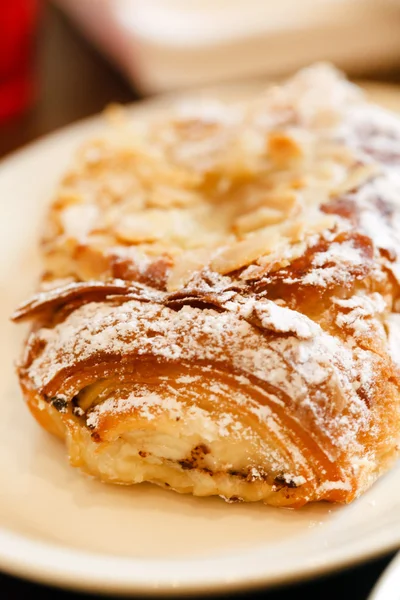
[288,240,369,287]
[224,295,318,339]
[334,292,387,337]
[318,479,352,493]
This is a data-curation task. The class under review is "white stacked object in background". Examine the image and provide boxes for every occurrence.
[55,0,400,93]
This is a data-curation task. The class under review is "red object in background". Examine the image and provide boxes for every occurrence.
[0,0,39,122]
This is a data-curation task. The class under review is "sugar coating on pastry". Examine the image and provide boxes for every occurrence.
[13,64,400,507]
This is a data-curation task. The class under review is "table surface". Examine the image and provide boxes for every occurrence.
[1,4,399,599]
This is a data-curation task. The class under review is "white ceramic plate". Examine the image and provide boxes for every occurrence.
[1,83,400,596]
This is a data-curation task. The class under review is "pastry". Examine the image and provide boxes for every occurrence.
[13,64,400,507]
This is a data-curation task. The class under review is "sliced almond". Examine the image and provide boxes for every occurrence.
[115,212,166,244]
[307,214,337,235]
[311,108,341,129]
[173,119,222,141]
[86,233,117,249]
[211,231,282,274]
[75,246,111,280]
[234,206,286,234]
[301,186,330,208]
[316,141,355,165]
[221,145,261,181]
[289,177,306,189]
[279,214,336,245]
[267,132,303,165]
[167,248,212,291]
[263,189,298,212]
[52,190,83,210]
[60,204,99,239]
[313,161,343,182]
[330,163,379,196]
[239,187,298,215]
[148,185,201,209]
[78,140,111,167]
[281,220,305,243]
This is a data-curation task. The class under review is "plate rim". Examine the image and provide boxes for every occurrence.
[0,525,399,596]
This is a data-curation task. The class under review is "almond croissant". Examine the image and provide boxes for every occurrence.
[13,65,400,507]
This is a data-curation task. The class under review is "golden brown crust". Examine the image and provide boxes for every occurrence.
[13,64,400,506]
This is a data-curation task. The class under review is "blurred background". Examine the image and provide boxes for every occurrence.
[3,0,400,159]
[1,1,400,599]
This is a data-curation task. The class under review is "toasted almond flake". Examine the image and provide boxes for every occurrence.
[84,233,117,249]
[308,214,337,234]
[115,213,165,244]
[173,119,222,141]
[316,142,355,165]
[236,187,299,216]
[77,140,110,167]
[281,220,306,243]
[60,204,100,240]
[211,231,282,274]
[52,191,83,210]
[267,132,303,165]
[282,214,336,243]
[301,187,330,207]
[262,190,299,211]
[104,196,147,228]
[330,164,380,196]
[167,248,212,291]
[290,177,306,189]
[147,185,201,209]
[43,253,78,280]
[142,242,181,258]
[314,161,342,182]
[74,246,111,280]
[234,206,286,234]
